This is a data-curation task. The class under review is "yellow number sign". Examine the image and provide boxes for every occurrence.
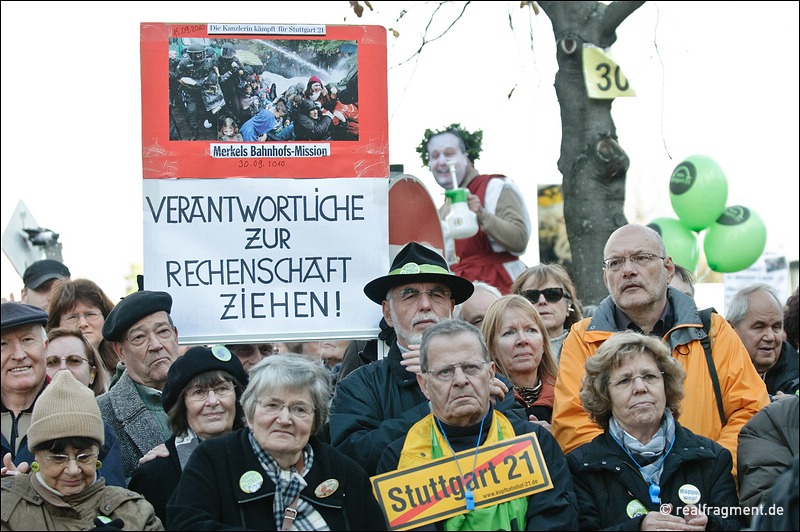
[582,44,636,99]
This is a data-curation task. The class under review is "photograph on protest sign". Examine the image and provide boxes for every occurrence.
[141,23,388,179]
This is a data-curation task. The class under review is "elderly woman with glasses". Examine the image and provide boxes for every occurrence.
[128,345,248,526]
[481,294,559,428]
[0,371,162,530]
[566,331,746,530]
[45,327,107,397]
[167,354,387,531]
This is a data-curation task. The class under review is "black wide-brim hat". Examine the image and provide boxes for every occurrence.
[364,242,474,305]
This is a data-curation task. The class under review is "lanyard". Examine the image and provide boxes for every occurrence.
[432,416,485,511]
[610,431,675,504]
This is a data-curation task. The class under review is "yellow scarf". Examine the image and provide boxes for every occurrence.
[397,411,528,530]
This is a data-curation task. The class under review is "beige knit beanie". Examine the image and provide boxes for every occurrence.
[27,371,105,449]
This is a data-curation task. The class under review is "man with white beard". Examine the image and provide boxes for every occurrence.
[329,242,520,475]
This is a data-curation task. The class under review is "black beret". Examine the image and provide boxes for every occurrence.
[102,290,173,342]
[22,259,70,289]
[1,302,49,330]
[162,345,248,413]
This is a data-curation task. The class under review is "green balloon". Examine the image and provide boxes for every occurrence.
[669,154,728,231]
[704,206,767,273]
[647,217,699,271]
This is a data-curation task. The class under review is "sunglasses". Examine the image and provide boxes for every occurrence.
[520,287,570,304]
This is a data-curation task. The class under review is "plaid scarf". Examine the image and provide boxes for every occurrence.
[609,409,676,485]
[248,430,329,531]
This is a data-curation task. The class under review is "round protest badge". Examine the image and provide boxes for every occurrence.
[315,479,340,498]
[211,344,232,362]
[626,499,649,518]
[678,484,701,505]
[239,470,263,494]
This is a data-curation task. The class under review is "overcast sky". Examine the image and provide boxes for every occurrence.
[2,1,798,302]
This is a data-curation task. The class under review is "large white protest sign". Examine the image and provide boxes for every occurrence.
[143,177,389,344]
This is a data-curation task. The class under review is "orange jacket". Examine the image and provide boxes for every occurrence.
[552,291,769,479]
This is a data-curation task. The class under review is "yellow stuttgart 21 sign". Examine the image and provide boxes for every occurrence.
[370,433,553,530]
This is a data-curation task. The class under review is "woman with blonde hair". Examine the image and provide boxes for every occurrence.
[481,294,559,426]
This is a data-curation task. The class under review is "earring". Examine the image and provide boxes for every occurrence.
[95,459,103,470]
[30,461,40,472]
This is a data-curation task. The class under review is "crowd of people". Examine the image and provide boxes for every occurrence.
[1,124,798,530]
[170,43,358,143]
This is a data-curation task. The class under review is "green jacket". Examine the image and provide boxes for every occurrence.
[1,473,162,531]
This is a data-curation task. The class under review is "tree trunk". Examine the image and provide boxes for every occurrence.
[538,1,644,305]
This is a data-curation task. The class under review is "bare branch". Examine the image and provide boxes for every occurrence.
[599,1,646,44]
[395,1,472,67]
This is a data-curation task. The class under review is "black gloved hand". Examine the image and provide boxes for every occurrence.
[89,517,125,530]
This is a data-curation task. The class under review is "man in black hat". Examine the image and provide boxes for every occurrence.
[97,290,182,483]
[329,242,520,476]
[20,259,71,310]
[1,302,50,473]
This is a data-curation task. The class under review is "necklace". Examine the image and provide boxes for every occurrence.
[515,378,543,406]
[434,416,485,511]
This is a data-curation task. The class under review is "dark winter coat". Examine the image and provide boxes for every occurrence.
[293,99,332,140]
[127,436,182,525]
[566,423,746,530]
[377,411,579,530]
[738,395,799,512]
[763,341,800,396]
[329,339,523,476]
[166,429,387,531]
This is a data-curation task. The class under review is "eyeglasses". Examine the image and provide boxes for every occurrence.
[388,287,452,305]
[125,326,174,347]
[45,355,89,368]
[42,451,98,466]
[229,344,277,357]
[256,399,315,419]
[423,360,489,382]
[61,311,103,326]
[187,383,235,402]
[611,372,664,390]
[603,253,665,271]
[520,287,569,304]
